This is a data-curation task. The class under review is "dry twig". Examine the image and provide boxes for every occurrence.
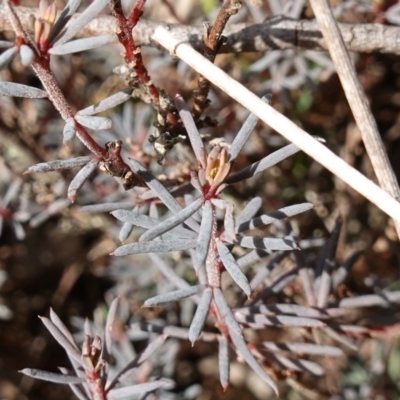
[308,0,400,240]
[1,4,400,55]
[192,0,242,120]
[152,26,400,223]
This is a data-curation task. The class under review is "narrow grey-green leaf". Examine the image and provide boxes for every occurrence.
[50,35,117,55]
[58,367,89,400]
[29,198,70,228]
[0,82,47,98]
[237,249,270,269]
[225,144,299,184]
[108,380,172,399]
[235,197,262,228]
[75,115,112,130]
[24,156,91,174]
[111,210,197,239]
[234,312,325,328]
[332,250,362,290]
[48,0,81,44]
[323,327,357,351]
[229,95,271,162]
[0,41,13,48]
[213,288,242,337]
[144,285,204,307]
[229,329,278,395]
[20,45,35,66]
[237,304,346,319]
[80,203,133,213]
[112,239,197,256]
[20,369,84,384]
[217,241,251,296]
[77,89,132,116]
[261,341,343,357]
[194,201,213,272]
[49,308,79,350]
[175,94,205,165]
[188,287,212,344]
[40,317,82,363]
[0,46,17,70]
[219,336,230,390]
[106,335,167,392]
[139,198,202,242]
[237,203,314,232]
[339,291,400,308]
[119,222,134,242]
[53,0,109,46]
[63,118,77,144]
[68,159,98,202]
[236,235,298,251]
[148,253,191,291]
[264,351,324,375]
[104,297,119,360]
[128,158,199,232]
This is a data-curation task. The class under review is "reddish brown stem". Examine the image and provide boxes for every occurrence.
[192,0,242,120]
[110,0,179,135]
[127,0,147,28]
[110,0,160,107]
[31,58,106,159]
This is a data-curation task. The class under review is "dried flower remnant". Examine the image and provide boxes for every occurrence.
[21,300,173,399]
[99,141,146,190]
[30,0,58,53]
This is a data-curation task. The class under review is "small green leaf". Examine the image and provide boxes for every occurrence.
[296,89,313,114]
[200,0,218,14]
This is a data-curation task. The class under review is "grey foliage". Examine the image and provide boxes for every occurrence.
[144,285,204,307]
[19,45,35,66]
[80,203,133,213]
[193,201,213,271]
[107,380,172,399]
[0,82,48,98]
[77,89,133,116]
[217,241,251,296]
[49,35,117,55]
[112,239,197,256]
[188,287,212,343]
[111,209,197,239]
[218,336,230,389]
[139,198,202,242]
[75,115,113,130]
[235,235,299,251]
[260,341,344,357]
[175,94,205,164]
[0,41,14,48]
[23,304,170,399]
[48,0,82,44]
[63,118,77,144]
[225,144,300,184]
[235,197,263,227]
[0,46,17,70]
[25,156,92,174]
[20,369,85,384]
[228,95,271,162]
[68,159,98,202]
[236,202,314,232]
[52,0,109,47]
